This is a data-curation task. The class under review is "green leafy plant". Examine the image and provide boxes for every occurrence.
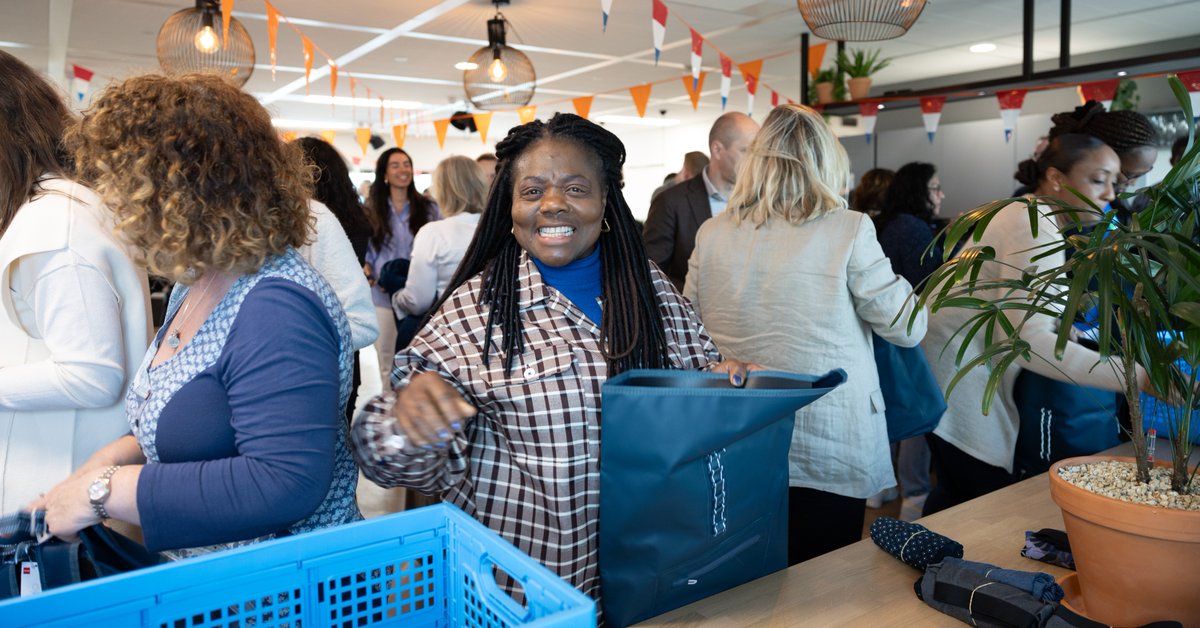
[836,48,891,78]
[1111,78,1141,112]
[903,75,1200,493]
[810,67,846,102]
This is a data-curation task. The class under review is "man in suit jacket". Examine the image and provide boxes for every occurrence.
[643,112,759,289]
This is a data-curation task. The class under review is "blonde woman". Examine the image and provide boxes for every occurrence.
[0,51,151,512]
[390,155,487,349]
[34,73,359,555]
[684,104,927,565]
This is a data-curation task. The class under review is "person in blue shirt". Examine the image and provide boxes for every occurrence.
[33,72,360,557]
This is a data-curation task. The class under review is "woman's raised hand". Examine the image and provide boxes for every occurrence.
[391,371,477,448]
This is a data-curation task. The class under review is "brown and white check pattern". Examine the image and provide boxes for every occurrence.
[350,251,721,601]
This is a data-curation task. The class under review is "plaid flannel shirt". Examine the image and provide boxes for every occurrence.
[350,251,721,601]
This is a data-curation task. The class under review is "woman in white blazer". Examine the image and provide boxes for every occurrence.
[0,51,151,512]
[685,104,927,565]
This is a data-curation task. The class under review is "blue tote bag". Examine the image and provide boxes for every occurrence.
[872,333,946,442]
[1012,369,1120,478]
[598,368,846,627]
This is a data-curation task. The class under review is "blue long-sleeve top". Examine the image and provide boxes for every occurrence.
[135,277,353,551]
[532,245,603,324]
[875,213,944,288]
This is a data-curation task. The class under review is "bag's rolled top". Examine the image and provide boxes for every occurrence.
[870,516,964,571]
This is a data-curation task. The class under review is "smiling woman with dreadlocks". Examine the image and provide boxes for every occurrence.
[350,113,753,602]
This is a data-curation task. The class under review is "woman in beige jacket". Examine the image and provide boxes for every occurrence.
[685,104,927,565]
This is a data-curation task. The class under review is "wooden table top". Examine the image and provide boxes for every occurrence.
[636,470,1071,627]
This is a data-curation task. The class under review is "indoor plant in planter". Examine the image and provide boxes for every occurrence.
[905,75,1199,625]
[811,67,843,105]
[837,48,891,100]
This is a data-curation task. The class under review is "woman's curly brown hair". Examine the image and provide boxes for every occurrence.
[66,72,313,283]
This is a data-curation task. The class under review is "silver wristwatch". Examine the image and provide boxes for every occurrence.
[87,465,120,520]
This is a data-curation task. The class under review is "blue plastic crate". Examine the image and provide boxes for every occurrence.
[0,503,595,627]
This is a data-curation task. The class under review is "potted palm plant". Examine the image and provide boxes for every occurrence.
[837,48,891,100]
[905,75,1199,625]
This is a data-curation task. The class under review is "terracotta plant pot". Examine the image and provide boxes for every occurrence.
[848,77,872,100]
[1048,456,1200,626]
[814,81,835,104]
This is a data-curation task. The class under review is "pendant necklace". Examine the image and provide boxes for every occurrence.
[166,274,218,351]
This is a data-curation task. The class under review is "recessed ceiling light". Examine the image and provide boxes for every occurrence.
[969,43,997,53]
[455,61,479,71]
[394,57,408,63]
[1116,71,1128,76]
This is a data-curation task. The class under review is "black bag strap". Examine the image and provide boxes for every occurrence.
[79,525,162,576]
[933,580,1043,627]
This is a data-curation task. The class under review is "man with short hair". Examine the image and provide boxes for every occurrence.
[643,112,759,289]
[476,152,498,183]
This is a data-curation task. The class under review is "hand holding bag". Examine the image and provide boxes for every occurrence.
[0,511,161,599]
[598,369,846,627]
[873,333,946,442]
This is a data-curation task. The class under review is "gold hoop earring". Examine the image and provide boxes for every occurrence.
[601,219,612,233]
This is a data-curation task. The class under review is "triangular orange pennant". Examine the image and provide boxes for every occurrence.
[379,96,385,128]
[355,128,371,156]
[738,59,763,96]
[517,105,537,124]
[318,130,336,144]
[629,84,653,118]
[392,124,407,149]
[682,72,707,111]
[573,96,594,119]
[266,2,279,80]
[329,63,337,111]
[433,118,451,150]
[280,130,297,143]
[302,36,314,94]
[221,0,233,48]
[808,43,827,79]
[472,112,493,145]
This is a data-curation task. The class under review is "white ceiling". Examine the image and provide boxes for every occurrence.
[3,0,1199,132]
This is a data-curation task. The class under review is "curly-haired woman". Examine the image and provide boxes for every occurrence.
[33,73,360,556]
[0,51,151,513]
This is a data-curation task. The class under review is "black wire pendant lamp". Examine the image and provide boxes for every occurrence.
[463,0,536,110]
[156,0,256,86]
[796,0,927,41]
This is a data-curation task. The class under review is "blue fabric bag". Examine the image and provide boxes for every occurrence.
[1012,368,1120,478]
[872,333,946,442]
[598,369,846,628]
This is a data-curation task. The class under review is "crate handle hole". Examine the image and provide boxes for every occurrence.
[476,557,530,619]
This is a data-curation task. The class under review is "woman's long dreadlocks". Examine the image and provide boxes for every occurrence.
[427,113,670,376]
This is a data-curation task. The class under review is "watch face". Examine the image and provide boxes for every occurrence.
[88,480,108,503]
